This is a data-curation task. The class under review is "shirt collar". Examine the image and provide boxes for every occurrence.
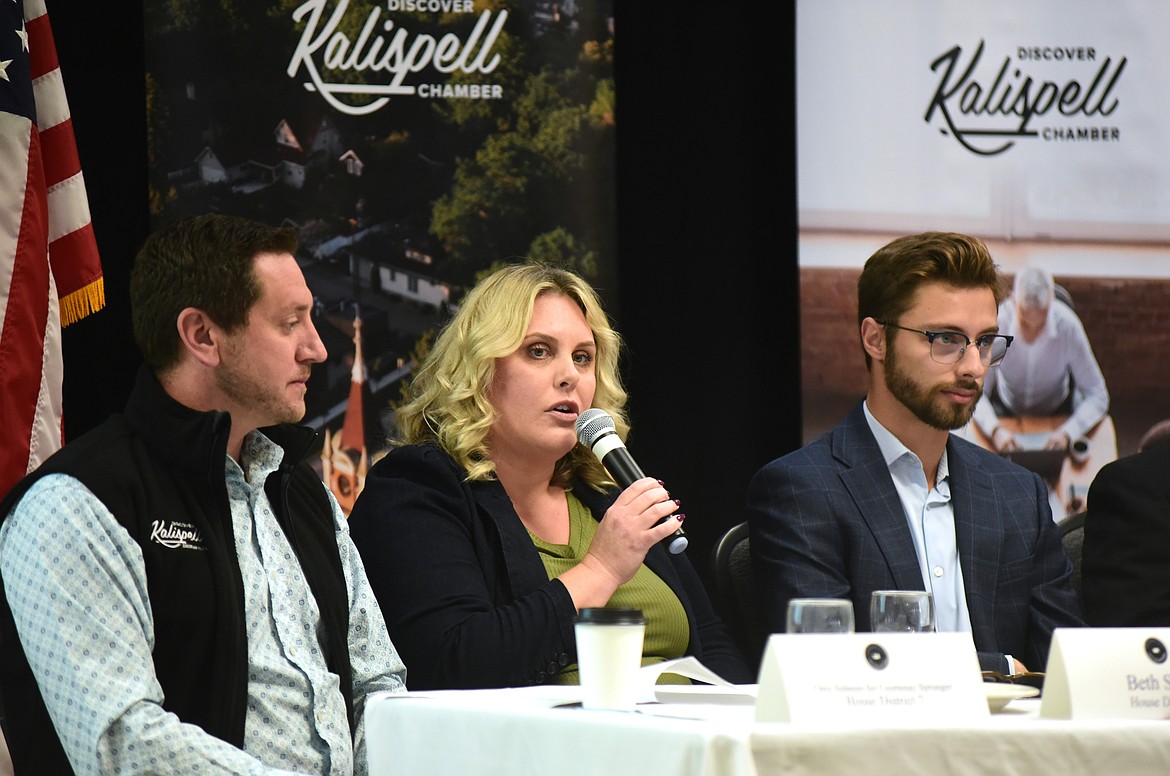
[227,430,286,486]
[862,401,950,485]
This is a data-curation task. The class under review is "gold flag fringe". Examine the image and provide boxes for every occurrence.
[58,277,106,327]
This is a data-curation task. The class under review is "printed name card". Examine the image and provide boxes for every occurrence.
[1040,627,1170,719]
[755,632,988,723]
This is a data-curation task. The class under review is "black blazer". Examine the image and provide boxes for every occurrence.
[348,444,753,689]
[1083,442,1170,626]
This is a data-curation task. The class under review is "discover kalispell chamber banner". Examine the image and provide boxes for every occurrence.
[796,0,1170,519]
[143,0,617,512]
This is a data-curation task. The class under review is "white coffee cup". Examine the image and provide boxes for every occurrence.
[574,607,646,711]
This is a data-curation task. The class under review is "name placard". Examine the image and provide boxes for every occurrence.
[755,632,988,723]
[1040,627,1170,719]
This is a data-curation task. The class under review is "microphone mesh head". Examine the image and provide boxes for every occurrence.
[575,408,615,447]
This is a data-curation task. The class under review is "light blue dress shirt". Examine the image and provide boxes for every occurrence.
[0,430,406,775]
[863,403,972,634]
[864,405,1015,672]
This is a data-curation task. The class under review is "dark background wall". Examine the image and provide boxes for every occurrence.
[50,3,802,584]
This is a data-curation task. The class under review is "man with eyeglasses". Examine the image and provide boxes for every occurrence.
[747,232,1084,674]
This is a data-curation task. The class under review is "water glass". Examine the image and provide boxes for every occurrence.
[785,598,855,633]
[869,590,935,633]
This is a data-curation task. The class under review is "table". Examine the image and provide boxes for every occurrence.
[963,414,1117,519]
[364,684,1170,776]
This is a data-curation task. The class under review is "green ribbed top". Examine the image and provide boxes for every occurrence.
[531,491,691,685]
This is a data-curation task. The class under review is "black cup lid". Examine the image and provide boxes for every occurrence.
[575,607,645,625]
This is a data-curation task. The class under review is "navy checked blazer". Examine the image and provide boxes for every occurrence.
[746,402,1084,672]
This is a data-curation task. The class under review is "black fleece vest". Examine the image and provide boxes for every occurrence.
[0,369,353,774]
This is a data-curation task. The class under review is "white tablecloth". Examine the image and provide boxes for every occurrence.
[365,684,1170,776]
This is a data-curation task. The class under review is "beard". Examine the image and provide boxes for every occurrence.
[216,341,307,428]
[884,343,981,431]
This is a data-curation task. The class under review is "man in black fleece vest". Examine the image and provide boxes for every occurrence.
[0,214,406,774]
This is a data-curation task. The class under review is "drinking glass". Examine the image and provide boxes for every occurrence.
[785,598,855,633]
[869,590,935,633]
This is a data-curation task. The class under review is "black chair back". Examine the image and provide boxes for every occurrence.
[710,521,766,667]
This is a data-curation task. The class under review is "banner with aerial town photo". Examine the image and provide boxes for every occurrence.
[796,0,1170,521]
[144,0,617,512]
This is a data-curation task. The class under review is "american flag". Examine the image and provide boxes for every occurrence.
[0,0,103,498]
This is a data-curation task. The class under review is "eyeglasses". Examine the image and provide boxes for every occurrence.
[878,322,1013,367]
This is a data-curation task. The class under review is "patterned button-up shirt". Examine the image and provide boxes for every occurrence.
[0,430,405,774]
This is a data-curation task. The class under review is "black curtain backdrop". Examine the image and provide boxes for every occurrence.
[52,2,801,587]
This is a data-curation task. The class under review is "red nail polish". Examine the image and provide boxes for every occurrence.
[675,513,686,523]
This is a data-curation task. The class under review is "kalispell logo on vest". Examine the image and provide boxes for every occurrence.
[924,40,1127,156]
[150,520,207,551]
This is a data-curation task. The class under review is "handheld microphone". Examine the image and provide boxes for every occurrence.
[574,408,688,554]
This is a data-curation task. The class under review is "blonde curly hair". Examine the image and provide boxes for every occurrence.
[394,261,628,491]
